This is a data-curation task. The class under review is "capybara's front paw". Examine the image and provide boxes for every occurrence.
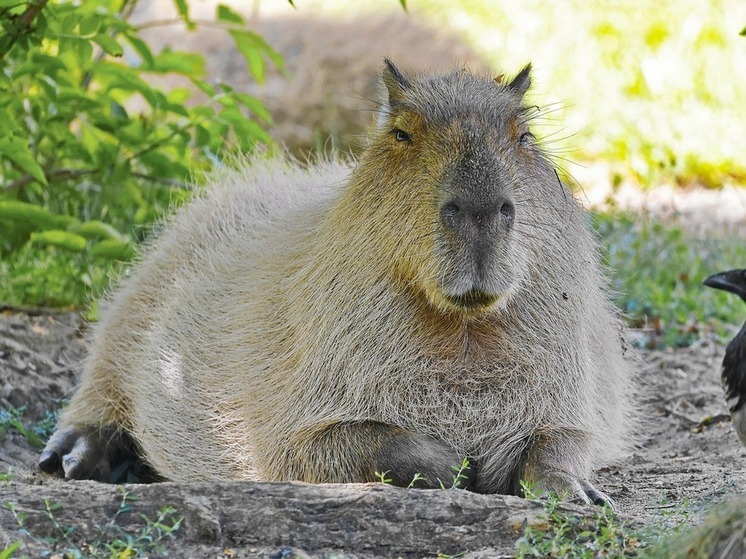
[577,480,615,508]
[528,473,615,508]
[39,425,119,481]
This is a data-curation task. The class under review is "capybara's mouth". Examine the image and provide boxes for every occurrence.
[444,289,497,310]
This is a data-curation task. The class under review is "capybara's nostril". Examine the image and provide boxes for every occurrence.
[499,201,515,223]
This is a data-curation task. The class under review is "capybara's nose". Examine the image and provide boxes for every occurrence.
[440,198,514,234]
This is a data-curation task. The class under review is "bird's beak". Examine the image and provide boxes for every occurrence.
[703,269,746,301]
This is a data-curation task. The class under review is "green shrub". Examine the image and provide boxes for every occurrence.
[0,0,281,278]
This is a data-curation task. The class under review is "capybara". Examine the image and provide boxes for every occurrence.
[40,60,634,505]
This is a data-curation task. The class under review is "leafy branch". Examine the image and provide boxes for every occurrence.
[0,0,280,268]
[0,0,50,61]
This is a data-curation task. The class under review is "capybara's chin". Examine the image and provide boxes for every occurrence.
[430,259,521,316]
[442,289,500,315]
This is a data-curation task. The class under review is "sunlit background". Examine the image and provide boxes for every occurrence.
[164,0,746,190]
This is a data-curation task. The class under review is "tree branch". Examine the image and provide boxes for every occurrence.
[2,168,95,192]
[0,0,51,61]
[130,172,191,190]
[3,168,191,192]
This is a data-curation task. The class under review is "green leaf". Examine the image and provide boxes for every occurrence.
[0,201,63,230]
[741,26,746,36]
[30,52,68,74]
[162,100,189,117]
[93,34,124,57]
[78,14,101,36]
[139,151,189,179]
[149,50,205,77]
[232,93,272,123]
[90,239,134,260]
[125,33,155,67]
[218,106,247,128]
[173,0,195,30]
[111,101,129,121]
[68,220,126,241]
[30,230,87,252]
[229,30,265,83]
[217,4,244,24]
[194,124,211,147]
[0,136,47,185]
[0,108,15,134]
[56,88,101,112]
[0,542,21,559]
[97,62,168,107]
[191,78,216,97]
[241,119,272,145]
[71,36,93,62]
[174,0,189,18]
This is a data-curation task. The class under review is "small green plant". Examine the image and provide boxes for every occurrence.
[516,483,644,558]
[407,472,426,489]
[375,457,472,489]
[0,468,14,483]
[0,241,121,309]
[4,487,183,557]
[439,457,472,490]
[0,407,57,450]
[374,469,429,488]
[0,543,21,559]
[95,489,183,557]
[374,470,393,484]
[43,498,75,542]
[519,479,543,500]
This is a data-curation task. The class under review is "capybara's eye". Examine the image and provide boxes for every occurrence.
[393,128,411,143]
[519,131,534,145]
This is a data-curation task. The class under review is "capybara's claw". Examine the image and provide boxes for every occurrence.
[579,480,615,509]
[39,425,80,477]
[38,449,60,473]
[40,425,110,481]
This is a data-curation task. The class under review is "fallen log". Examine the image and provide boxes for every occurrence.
[0,480,592,558]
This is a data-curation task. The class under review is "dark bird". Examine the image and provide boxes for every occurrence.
[704,268,746,447]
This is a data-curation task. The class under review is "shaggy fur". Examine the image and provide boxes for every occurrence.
[41,62,634,502]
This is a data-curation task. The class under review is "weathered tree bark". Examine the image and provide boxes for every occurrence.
[0,480,593,558]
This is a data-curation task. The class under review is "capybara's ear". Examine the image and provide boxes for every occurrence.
[382,58,410,108]
[506,63,532,97]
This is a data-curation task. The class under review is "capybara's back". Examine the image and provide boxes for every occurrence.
[41,60,634,504]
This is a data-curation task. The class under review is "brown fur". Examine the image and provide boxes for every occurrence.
[41,62,634,503]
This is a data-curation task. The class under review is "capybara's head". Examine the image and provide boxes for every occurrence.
[349,60,561,317]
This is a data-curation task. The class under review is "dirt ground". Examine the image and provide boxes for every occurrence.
[1,305,745,551]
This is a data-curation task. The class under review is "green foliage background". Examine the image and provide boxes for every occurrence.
[0,0,279,308]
